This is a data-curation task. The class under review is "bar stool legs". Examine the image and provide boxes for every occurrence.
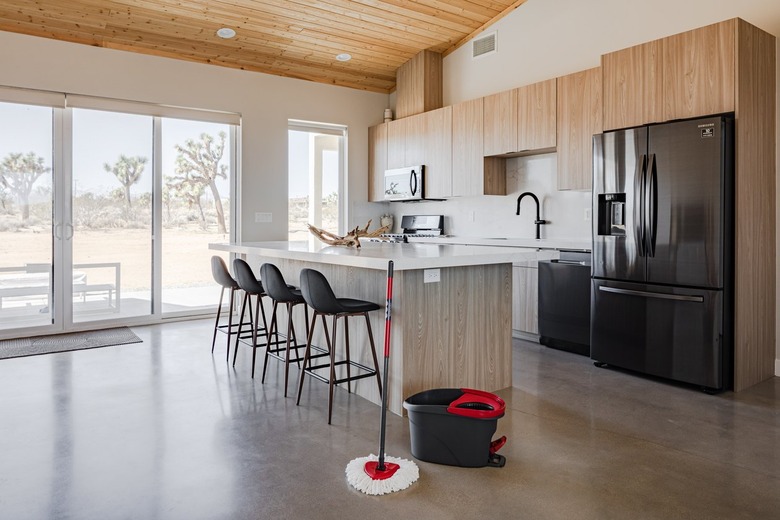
[261,299,309,396]
[295,267,384,424]
[296,307,383,425]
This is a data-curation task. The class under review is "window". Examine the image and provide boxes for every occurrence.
[288,121,346,240]
[0,87,240,337]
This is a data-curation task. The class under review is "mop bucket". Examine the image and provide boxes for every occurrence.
[403,388,507,468]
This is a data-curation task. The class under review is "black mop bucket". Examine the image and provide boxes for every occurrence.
[403,388,507,468]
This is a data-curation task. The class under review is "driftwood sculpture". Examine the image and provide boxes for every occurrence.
[307,219,390,248]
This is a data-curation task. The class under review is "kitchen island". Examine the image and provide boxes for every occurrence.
[210,240,553,415]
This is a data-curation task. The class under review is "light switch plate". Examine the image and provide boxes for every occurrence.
[255,212,272,223]
[424,268,440,283]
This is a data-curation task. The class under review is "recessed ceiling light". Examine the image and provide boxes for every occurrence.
[216,27,236,39]
[336,53,352,62]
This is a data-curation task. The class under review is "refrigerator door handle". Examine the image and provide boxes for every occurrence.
[646,153,657,257]
[634,154,647,257]
[598,285,704,303]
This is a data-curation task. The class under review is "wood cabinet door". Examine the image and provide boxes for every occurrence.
[517,79,557,151]
[452,98,484,196]
[367,123,387,202]
[386,118,407,169]
[602,40,663,131]
[663,19,736,121]
[483,90,517,156]
[557,67,602,191]
[404,112,426,167]
[512,265,539,334]
[424,106,452,199]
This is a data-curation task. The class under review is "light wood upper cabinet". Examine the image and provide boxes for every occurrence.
[368,123,387,202]
[379,108,452,199]
[602,40,663,131]
[663,19,736,121]
[386,117,407,170]
[557,67,602,191]
[452,98,484,196]
[404,112,426,166]
[483,90,517,156]
[516,79,557,151]
[423,106,453,199]
[452,98,505,196]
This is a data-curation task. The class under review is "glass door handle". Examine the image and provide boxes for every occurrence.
[64,223,74,240]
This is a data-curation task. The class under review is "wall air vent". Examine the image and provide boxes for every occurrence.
[472,32,497,58]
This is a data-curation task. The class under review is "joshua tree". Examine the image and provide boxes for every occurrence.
[104,155,147,208]
[174,132,227,233]
[166,173,206,223]
[0,152,50,221]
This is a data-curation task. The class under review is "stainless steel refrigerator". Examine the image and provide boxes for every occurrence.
[591,115,734,391]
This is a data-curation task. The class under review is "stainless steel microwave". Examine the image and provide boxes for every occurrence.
[384,165,424,201]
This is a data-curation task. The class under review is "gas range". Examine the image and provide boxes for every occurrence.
[369,214,445,243]
[378,231,444,243]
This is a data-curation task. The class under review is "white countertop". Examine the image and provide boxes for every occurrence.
[407,236,591,251]
[210,240,557,271]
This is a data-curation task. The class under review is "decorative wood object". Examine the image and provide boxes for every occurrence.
[307,220,389,248]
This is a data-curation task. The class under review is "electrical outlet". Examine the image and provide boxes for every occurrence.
[255,212,272,223]
[584,208,591,221]
[424,268,440,283]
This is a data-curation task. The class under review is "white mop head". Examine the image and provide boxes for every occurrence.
[345,454,420,495]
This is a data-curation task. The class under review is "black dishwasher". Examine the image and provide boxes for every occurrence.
[538,250,591,356]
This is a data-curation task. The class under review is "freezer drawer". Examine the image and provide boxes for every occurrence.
[590,279,729,390]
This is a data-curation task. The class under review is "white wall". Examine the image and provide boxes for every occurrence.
[0,30,389,241]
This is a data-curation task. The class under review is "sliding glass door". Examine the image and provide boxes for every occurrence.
[71,109,154,323]
[0,101,56,333]
[0,90,238,339]
[160,118,233,315]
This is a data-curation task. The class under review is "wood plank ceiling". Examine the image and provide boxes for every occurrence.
[0,0,527,93]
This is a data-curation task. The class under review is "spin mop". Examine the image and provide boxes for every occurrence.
[346,260,419,495]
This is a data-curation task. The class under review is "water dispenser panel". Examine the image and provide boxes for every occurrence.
[597,193,626,236]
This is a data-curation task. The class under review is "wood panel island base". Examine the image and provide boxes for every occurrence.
[210,241,543,416]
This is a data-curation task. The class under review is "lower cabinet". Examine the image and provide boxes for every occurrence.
[512,264,539,336]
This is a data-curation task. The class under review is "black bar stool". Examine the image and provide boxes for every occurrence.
[210,256,252,361]
[232,258,274,378]
[259,262,317,397]
[296,268,383,424]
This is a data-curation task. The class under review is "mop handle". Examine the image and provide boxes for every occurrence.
[383,261,393,357]
[377,260,394,470]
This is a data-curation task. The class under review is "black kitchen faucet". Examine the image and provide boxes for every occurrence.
[516,192,547,240]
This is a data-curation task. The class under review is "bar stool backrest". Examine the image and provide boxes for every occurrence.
[211,256,238,289]
[233,258,264,295]
[260,263,298,302]
[299,268,343,314]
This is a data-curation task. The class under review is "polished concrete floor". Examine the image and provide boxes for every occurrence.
[1,318,778,519]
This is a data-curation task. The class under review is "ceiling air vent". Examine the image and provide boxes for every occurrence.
[472,32,497,58]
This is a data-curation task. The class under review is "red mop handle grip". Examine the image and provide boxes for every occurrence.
[383,261,394,358]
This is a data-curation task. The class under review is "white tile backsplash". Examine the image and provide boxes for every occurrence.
[360,153,592,241]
